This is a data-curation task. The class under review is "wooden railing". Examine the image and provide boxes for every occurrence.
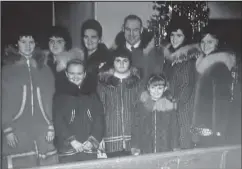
[30,145,241,169]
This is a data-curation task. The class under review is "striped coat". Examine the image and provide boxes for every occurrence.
[163,44,201,149]
[97,68,142,153]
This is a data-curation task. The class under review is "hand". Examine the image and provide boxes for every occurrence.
[6,133,18,148]
[46,131,55,142]
[131,148,141,156]
[70,140,84,152]
[83,141,93,151]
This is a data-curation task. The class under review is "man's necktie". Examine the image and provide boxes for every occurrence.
[131,46,135,51]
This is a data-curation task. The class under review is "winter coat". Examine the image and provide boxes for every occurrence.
[97,67,142,153]
[53,77,105,154]
[192,51,236,146]
[163,43,201,149]
[81,43,112,94]
[131,91,179,154]
[111,29,165,85]
[2,46,57,158]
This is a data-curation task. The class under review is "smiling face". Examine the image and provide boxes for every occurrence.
[49,36,66,55]
[123,19,142,46]
[148,83,166,101]
[113,57,130,74]
[18,36,36,58]
[170,29,185,49]
[65,64,86,86]
[83,29,100,53]
[200,33,218,55]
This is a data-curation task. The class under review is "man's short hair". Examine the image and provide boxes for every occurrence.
[66,59,86,72]
[123,14,143,27]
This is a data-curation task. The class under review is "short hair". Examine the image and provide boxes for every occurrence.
[48,25,72,50]
[147,74,167,89]
[66,59,86,72]
[123,14,143,27]
[112,47,132,65]
[81,19,103,38]
[14,26,37,43]
[167,14,192,44]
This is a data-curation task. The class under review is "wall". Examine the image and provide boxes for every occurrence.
[95,2,242,48]
[55,2,94,48]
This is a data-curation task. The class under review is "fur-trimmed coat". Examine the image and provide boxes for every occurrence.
[2,46,56,157]
[97,67,142,153]
[111,29,165,84]
[131,90,179,154]
[163,43,201,148]
[192,51,235,146]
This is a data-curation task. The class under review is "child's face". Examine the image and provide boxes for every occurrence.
[114,57,130,73]
[65,64,86,86]
[148,84,166,100]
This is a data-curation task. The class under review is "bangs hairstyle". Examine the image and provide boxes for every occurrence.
[48,25,72,50]
[147,74,167,88]
[14,27,37,44]
[167,14,192,44]
[66,59,87,72]
[112,47,132,64]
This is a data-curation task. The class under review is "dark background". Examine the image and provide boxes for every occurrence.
[1,2,53,50]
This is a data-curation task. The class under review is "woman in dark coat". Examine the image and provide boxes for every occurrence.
[163,15,201,149]
[53,59,105,163]
[192,28,236,147]
[80,19,113,94]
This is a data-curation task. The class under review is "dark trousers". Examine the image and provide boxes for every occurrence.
[59,152,97,164]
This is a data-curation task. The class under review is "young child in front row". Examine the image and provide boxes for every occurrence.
[131,74,179,155]
[53,59,105,163]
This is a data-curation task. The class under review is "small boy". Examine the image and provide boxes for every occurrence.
[131,74,179,155]
[97,48,142,157]
[53,59,105,163]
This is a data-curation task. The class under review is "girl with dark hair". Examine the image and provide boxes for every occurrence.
[192,26,236,147]
[163,15,201,149]
[80,19,112,94]
[2,28,58,168]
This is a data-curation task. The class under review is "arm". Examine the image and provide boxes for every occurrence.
[53,95,77,143]
[88,94,105,149]
[176,61,195,105]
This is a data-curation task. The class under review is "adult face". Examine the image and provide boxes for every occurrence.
[49,36,66,55]
[65,64,86,86]
[113,57,130,74]
[148,84,166,101]
[123,19,142,46]
[170,29,185,49]
[83,29,100,53]
[200,33,218,55]
[18,36,36,59]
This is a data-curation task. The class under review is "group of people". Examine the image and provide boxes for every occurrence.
[2,13,237,168]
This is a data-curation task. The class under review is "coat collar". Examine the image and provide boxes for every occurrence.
[99,67,141,89]
[196,51,236,74]
[164,43,201,65]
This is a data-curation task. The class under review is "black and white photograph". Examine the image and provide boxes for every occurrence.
[1,1,241,169]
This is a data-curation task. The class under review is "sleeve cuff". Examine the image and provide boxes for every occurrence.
[3,127,13,135]
[87,136,100,149]
[48,125,54,131]
[67,135,76,143]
